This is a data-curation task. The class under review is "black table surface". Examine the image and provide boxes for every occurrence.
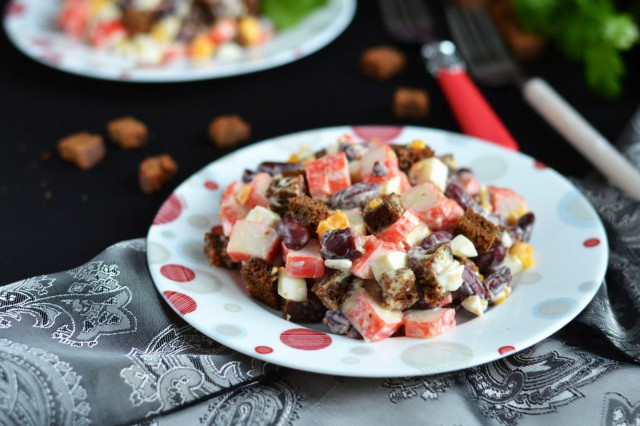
[1,0,639,285]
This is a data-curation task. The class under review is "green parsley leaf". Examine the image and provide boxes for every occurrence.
[511,0,639,99]
[261,0,328,30]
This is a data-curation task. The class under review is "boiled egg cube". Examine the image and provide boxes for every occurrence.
[450,235,478,258]
[245,206,281,228]
[371,251,408,282]
[409,157,448,191]
[277,268,307,302]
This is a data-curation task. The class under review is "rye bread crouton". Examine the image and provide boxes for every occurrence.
[360,45,407,81]
[311,268,356,310]
[241,257,281,309]
[379,267,418,311]
[363,193,404,235]
[107,116,148,150]
[266,174,307,215]
[282,291,327,323]
[57,132,105,170]
[454,208,498,254]
[204,232,240,269]
[287,195,330,235]
[139,154,178,194]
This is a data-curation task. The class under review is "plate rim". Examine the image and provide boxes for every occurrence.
[145,125,610,377]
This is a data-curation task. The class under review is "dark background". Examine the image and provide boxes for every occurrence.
[1,0,638,284]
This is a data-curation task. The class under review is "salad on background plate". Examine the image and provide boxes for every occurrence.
[3,0,355,81]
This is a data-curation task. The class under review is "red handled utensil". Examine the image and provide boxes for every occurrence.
[379,0,519,151]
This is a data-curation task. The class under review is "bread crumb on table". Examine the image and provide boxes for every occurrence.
[139,154,178,194]
[360,45,407,81]
[208,115,251,148]
[57,132,106,170]
[107,116,148,150]
[393,88,430,119]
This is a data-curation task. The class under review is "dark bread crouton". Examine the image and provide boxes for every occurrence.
[241,257,281,309]
[282,291,327,323]
[208,115,251,148]
[360,45,407,81]
[266,174,307,215]
[393,88,429,119]
[379,267,418,311]
[287,195,330,235]
[413,243,454,306]
[454,208,498,254]
[204,232,240,269]
[391,144,435,174]
[107,116,148,150]
[311,268,355,310]
[57,132,105,170]
[139,154,178,194]
[363,193,404,234]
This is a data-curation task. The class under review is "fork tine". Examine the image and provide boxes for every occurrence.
[445,3,522,85]
[400,0,434,41]
[379,0,435,45]
[445,5,484,68]
[472,5,513,63]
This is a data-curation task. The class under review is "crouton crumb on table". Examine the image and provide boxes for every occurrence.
[360,45,407,81]
[208,115,251,148]
[57,132,106,170]
[107,116,148,150]
[393,87,430,119]
[139,154,178,194]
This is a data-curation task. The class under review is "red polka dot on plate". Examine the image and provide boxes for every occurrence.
[499,345,515,355]
[204,181,219,190]
[255,346,273,354]
[534,160,547,169]
[583,238,600,248]
[352,126,403,142]
[163,291,197,315]
[31,38,51,48]
[153,194,183,225]
[7,1,25,17]
[280,328,332,350]
[161,264,195,282]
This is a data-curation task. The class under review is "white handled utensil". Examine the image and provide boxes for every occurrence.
[445,2,640,200]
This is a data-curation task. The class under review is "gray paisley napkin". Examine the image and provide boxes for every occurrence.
[2,109,639,426]
[0,239,271,426]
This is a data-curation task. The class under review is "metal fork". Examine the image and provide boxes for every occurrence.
[378,0,519,151]
[445,2,640,199]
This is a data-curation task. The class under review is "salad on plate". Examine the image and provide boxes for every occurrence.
[56,0,324,65]
[205,134,536,343]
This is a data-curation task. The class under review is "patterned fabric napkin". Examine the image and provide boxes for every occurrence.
[1,109,639,426]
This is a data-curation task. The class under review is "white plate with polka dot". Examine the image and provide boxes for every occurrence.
[3,0,355,82]
[146,125,608,377]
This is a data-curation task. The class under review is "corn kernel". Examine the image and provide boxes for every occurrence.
[190,34,215,61]
[317,211,349,238]
[238,16,262,46]
[368,197,382,210]
[288,154,299,163]
[235,185,252,205]
[509,242,535,269]
[409,139,426,150]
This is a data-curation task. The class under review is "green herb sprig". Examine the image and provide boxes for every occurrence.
[511,0,639,99]
[261,0,328,30]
